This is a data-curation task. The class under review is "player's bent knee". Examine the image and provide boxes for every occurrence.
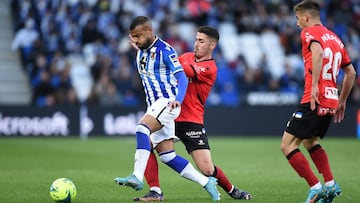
[280,142,289,155]
[135,124,150,135]
[197,163,214,176]
[200,168,214,176]
[159,151,176,163]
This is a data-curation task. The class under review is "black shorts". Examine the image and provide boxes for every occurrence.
[175,122,210,153]
[285,103,333,139]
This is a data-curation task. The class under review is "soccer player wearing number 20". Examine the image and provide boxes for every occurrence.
[280,1,356,203]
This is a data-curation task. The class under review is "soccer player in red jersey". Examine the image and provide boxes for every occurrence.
[280,1,356,203]
[134,26,252,201]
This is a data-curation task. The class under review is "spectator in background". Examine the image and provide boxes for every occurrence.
[279,62,302,94]
[81,19,104,46]
[33,70,56,106]
[99,81,122,106]
[11,18,39,67]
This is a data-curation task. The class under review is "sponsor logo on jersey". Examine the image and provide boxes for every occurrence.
[169,54,181,67]
[324,87,339,100]
[186,130,202,138]
[318,107,336,116]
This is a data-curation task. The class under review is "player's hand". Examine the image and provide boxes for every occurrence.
[168,100,181,111]
[128,34,139,50]
[310,86,320,110]
[334,102,346,123]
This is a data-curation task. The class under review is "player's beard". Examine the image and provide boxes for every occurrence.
[138,37,153,50]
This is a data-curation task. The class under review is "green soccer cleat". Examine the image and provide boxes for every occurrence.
[204,177,221,201]
[304,187,326,203]
[114,174,144,191]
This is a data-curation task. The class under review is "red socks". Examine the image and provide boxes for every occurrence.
[309,144,334,182]
[287,149,319,187]
[144,151,160,188]
[213,166,233,193]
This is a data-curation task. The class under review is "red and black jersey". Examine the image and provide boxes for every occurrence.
[176,52,217,124]
[300,25,352,109]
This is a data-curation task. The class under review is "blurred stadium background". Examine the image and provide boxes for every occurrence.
[0,0,359,137]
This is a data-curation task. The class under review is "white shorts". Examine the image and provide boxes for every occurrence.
[146,98,180,148]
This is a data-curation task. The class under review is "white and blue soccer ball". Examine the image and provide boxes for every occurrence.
[50,178,77,202]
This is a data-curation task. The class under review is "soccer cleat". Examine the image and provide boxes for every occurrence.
[114,175,144,191]
[229,187,252,200]
[204,177,221,201]
[321,182,342,203]
[304,187,325,203]
[134,190,164,201]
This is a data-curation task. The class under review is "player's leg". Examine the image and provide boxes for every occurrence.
[155,139,220,201]
[303,137,334,184]
[282,104,328,202]
[114,113,162,190]
[176,122,251,199]
[281,131,324,203]
[303,115,342,203]
[144,151,161,192]
[134,151,164,201]
[191,149,252,200]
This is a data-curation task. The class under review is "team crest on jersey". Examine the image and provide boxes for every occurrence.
[305,32,315,43]
[169,54,181,67]
[293,112,303,119]
[150,52,156,60]
[195,65,208,73]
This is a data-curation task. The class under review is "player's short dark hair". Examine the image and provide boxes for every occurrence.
[129,16,151,31]
[198,26,219,42]
[294,0,320,17]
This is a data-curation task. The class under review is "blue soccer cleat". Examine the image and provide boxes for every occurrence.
[320,182,342,203]
[204,177,221,201]
[304,186,326,203]
[114,174,144,191]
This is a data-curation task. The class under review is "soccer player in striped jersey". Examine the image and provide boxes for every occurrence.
[114,16,220,201]
[280,1,356,203]
[135,26,252,201]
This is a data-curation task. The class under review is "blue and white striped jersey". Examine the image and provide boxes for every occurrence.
[136,37,183,107]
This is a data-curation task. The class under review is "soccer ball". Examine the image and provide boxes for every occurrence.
[49,178,77,202]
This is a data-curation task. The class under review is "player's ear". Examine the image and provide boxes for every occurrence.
[210,41,217,50]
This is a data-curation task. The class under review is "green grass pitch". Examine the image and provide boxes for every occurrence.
[0,136,359,203]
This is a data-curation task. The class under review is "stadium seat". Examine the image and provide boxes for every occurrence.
[218,22,237,36]
[260,30,286,78]
[239,33,263,69]
[68,54,94,103]
[176,22,197,42]
[219,34,240,62]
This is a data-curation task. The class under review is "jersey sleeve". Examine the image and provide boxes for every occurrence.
[179,53,196,78]
[340,46,352,68]
[162,46,183,74]
[301,28,321,51]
